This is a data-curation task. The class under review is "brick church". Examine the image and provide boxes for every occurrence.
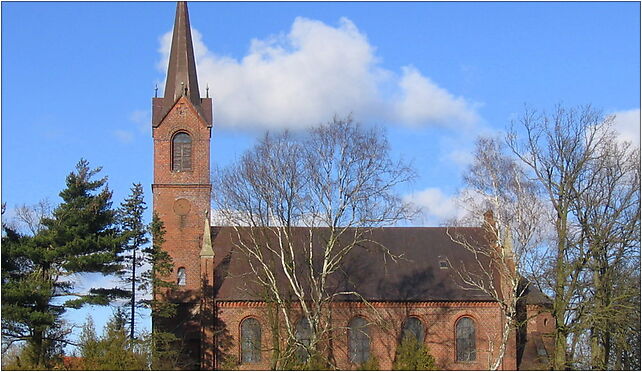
[151,2,553,370]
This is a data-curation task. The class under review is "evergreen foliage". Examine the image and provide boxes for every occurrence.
[1,220,59,365]
[285,353,331,370]
[392,335,437,370]
[141,212,177,319]
[1,342,63,371]
[357,355,381,370]
[77,213,187,371]
[141,213,188,369]
[38,159,122,278]
[78,311,148,370]
[218,354,240,370]
[117,183,149,338]
[1,159,123,368]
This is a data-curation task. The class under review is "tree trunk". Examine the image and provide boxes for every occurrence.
[130,247,136,339]
[590,328,604,370]
[553,212,569,370]
[491,313,512,370]
[603,332,611,369]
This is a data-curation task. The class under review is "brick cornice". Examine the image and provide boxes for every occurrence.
[154,96,212,130]
[215,300,498,308]
[152,183,212,190]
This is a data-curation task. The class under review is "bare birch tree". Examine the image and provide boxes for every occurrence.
[448,137,546,370]
[12,199,52,236]
[213,116,415,369]
[451,105,640,370]
[505,104,640,369]
[569,137,640,370]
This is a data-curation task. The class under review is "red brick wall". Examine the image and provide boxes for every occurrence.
[527,305,555,334]
[152,96,212,296]
[152,96,212,368]
[216,301,518,370]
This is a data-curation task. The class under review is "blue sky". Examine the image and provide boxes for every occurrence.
[2,0,640,345]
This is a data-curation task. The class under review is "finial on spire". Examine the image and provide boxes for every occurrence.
[206,84,209,98]
[154,84,158,98]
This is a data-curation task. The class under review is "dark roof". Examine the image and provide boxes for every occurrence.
[521,278,553,306]
[211,226,502,302]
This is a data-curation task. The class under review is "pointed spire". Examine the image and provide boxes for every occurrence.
[200,211,214,257]
[164,1,201,107]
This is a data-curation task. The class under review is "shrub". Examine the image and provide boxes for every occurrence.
[392,336,437,370]
[358,356,380,370]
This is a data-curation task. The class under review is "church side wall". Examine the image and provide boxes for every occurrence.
[216,301,516,370]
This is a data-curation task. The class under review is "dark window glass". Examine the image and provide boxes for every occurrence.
[172,132,192,171]
[348,316,370,365]
[295,317,312,361]
[241,318,261,363]
[456,317,476,362]
[177,267,186,286]
[401,317,425,343]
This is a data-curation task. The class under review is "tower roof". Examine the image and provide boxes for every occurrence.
[164,1,201,107]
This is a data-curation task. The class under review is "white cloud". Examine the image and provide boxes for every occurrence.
[110,110,150,144]
[444,148,474,169]
[404,187,466,225]
[404,187,495,227]
[129,109,150,134]
[393,66,479,126]
[114,130,134,143]
[611,108,640,147]
[157,18,479,130]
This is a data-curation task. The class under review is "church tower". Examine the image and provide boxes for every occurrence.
[151,2,213,366]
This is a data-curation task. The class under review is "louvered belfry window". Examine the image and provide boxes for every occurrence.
[456,317,476,362]
[401,317,425,343]
[241,318,261,363]
[348,316,371,365]
[172,132,192,171]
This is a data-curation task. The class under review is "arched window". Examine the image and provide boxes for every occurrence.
[456,317,476,362]
[172,132,192,171]
[177,267,186,286]
[348,316,371,365]
[401,317,425,343]
[295,317,312,361]
[241,318,261,363]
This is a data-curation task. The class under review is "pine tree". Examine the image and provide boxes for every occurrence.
[1,219,63,369]
[37,159,122,279]
[78,316,100,369]
[1,159,124,367]
[140,212,186,369]
[78,311,148,370]
[141,212,176,319]
[117,183,149,339]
